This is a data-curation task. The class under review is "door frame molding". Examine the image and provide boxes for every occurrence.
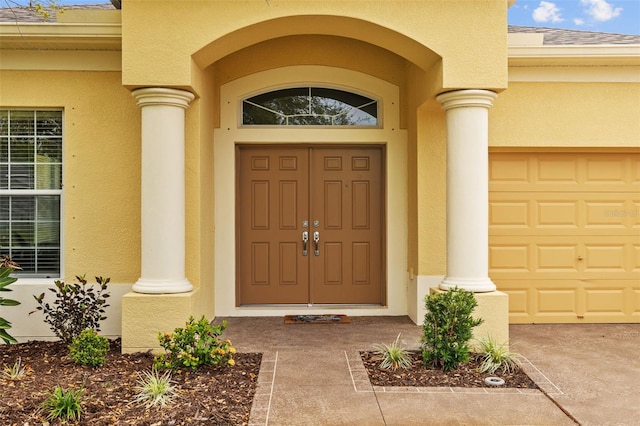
[215,65,408,316]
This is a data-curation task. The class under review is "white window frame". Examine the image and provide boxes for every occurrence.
[0,109,64,279]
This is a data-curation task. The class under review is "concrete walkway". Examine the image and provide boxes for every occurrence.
[220,317,639,426]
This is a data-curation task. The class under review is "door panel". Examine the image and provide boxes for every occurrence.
[237,145,384,305]
[238,147,309,304]
[310,147,383,304]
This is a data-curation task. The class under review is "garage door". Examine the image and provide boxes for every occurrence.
[489,152,640,323]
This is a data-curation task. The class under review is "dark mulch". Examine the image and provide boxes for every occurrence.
[1,340,538,425]
[0,339,261,425]
[361,351,538,389]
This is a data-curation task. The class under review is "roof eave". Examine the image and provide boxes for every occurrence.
[0,22,121,50]
[509,44,640,66]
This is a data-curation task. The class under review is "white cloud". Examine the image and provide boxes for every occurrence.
[574,18,586,26]
[533,1,564,23]
[580,0,623,22]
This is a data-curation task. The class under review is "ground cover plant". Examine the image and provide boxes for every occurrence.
[361,350,537,388]
[0,338,262,425]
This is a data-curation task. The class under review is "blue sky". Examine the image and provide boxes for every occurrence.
[15,0,640,35]
[509,0,639,34]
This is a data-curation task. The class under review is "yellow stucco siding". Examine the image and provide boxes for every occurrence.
[211,34,409,129]
[491,82,640,147]
[122,0,507,92]
[0,70,140,283]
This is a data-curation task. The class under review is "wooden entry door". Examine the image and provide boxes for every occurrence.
[237,145,384,305]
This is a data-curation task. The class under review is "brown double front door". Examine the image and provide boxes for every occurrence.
[237,145,385,305]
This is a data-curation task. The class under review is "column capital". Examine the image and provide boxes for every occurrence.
[436,89,497,111]
[132,87,195,109]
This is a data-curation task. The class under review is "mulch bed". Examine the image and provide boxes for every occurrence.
[1,339,538,425]
[0,339,261,425]
[361,351,538,389]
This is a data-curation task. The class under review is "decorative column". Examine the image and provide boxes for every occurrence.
[131,88,195,294]
[437,89,497,292]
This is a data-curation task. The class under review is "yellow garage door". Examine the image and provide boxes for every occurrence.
[489,152,640,323]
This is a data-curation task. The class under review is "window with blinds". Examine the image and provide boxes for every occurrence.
[0,110,62,277]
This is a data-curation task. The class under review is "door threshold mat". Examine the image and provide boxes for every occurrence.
[284,314,350,324]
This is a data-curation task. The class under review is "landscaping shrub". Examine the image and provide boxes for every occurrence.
[372,333,412,370]
[40,385,83,422]
[421,287,483,371]
[31,274,110,344]
[0,255,21,344]
[69,329,110,368]
[154,316,236,370]
[476,335,521,374]
[132,368,177,408]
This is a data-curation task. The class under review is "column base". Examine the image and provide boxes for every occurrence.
[121,289,200,353]
[440,276,496,293]
[132,278,193,294]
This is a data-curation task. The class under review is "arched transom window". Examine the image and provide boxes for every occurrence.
[242,87,378,126]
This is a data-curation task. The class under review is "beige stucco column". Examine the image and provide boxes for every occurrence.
[131,87,195,294]
[437,89,497,293]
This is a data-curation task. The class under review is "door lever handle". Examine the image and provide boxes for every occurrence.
[302,231,309,256]
[313,231,320,256]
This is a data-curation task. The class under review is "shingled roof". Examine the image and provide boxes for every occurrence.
[509,25,640,45]
[0,4,115,23]
[1,4,639,46]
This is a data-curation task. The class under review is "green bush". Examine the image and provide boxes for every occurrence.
[0,255,21,344]
[421,287,483,371]
[40,385,83,422]
[31,274,110,344]
[154,316,236,371]
[69,329,110,367]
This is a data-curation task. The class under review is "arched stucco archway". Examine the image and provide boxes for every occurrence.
[213,65,408,317]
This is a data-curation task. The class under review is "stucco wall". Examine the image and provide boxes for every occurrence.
[0,70,140,339]
[0,70,140,281]
[491,82,640,147]
[122,0,508,92]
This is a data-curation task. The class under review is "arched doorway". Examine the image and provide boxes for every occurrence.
[214,66,408,316]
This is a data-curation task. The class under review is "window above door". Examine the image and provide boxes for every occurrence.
[242,87,378,127]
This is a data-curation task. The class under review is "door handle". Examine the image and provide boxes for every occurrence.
[313,231,320,256]
[302,231,309,256]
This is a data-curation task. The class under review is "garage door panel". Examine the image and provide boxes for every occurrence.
[537,244,579,273]
[490,152,639,323]
[537,157,580,184]
[496,279,640,323]
[584,286,626,316]
[491,193,636,235]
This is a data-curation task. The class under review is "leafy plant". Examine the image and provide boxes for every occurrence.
[31,274,110,344]
[476,335,521,374]
[154,316,236,371]
[132,368,178,408]
[40,385,83,422]
[0,255,21,344]
[69,329,110,367]
[421,287,483,371]
[2,357,30,381]
[372,333,412,370]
